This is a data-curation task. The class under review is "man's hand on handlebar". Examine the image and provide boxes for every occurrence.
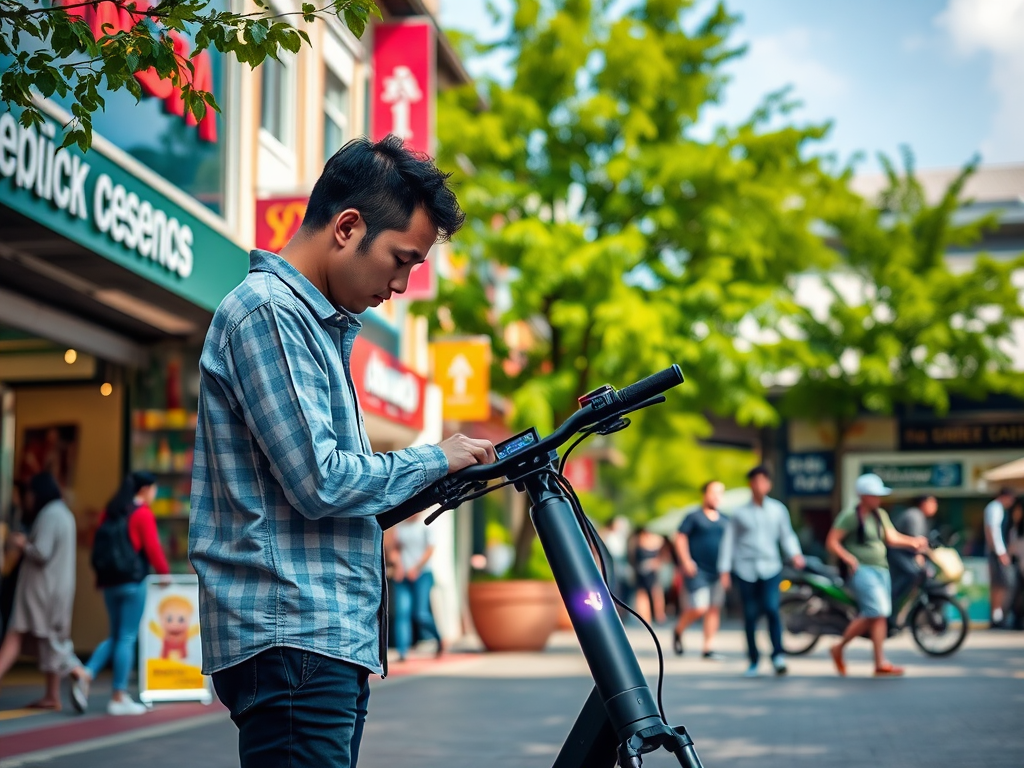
[439,434,496,473]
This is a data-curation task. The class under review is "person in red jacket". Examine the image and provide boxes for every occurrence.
[69,472,170,715]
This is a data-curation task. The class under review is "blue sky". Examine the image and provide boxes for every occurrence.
[438,0,1024,172]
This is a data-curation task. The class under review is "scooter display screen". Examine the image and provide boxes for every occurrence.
[495,427,541,461]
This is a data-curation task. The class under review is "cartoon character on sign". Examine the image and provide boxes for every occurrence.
[149,595,200,661]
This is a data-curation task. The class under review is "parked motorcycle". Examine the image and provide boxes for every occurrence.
[779,536,968,657]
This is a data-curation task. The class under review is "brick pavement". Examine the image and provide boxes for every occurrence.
[2,626,1022,768]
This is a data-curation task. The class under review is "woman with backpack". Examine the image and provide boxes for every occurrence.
[69,471,169,715]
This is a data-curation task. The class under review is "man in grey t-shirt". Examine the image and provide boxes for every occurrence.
[888,495,937,614]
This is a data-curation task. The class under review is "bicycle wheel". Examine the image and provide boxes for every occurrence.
[909,593,969,657]
[779,593,820,655]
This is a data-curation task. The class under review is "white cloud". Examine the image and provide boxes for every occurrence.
[696,26,849,137]
[937,0,1024,162]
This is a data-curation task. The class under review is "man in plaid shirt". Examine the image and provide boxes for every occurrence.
[189,136,495,768]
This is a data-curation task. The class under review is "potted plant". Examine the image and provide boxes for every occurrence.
[467,517,562,652]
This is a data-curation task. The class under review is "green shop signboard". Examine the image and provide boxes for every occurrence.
[0,106,247,313]
[862,462,964,490]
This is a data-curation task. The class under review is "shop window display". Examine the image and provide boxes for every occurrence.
[130,352,199,574]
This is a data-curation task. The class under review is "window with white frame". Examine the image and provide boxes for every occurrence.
[323,69,351,162]
[260,55,295,147]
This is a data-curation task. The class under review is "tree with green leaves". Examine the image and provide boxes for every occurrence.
[0,0,378,151]
[777,150,1024,507]
[429,0,850,568]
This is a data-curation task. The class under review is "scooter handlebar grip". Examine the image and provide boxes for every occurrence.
[377,486,442,531]
[616,364,684,409]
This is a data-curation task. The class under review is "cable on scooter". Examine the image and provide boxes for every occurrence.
[536,463,669,725]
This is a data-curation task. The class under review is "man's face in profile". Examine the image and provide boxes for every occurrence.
[327,206,438,314]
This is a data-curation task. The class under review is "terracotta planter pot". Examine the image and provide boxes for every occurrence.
[468,580,561,652]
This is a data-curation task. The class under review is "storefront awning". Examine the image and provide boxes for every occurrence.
[0,205,215,345]
[983,456,1024,486]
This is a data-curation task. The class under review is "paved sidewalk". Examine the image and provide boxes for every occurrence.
[2,625,1022,767]
[0,646,475,765]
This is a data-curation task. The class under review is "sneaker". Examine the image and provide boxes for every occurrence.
[743,663,759,678]
[69,674,90,714]
[672,630,684,656]
[771,654,788,675]
[107,698,148,716]
[702,651,724,661]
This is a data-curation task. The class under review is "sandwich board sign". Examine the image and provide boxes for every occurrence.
[138,574,212,705]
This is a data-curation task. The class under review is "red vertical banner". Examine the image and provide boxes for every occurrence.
[371,20,436,156]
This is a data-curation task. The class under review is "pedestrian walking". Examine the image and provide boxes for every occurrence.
[984,487,1016,628]
[672,481,727,659]
[388,512,444,662]
[1005,496,1024,631]
[600,516,633,603]
[0,473,81,711]
[69,471,171,715]
[630,526,667,624]
[188,135,495,768]
[826,473,928,677]
[888,494,938,616]
[719,465,805,677]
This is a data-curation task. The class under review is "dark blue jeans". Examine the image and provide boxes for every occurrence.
[735,572,784,665]
[212,648,370,768]
[393,571,441,658]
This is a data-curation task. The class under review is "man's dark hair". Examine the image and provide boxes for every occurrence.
[746,465,771,481]
[301,135,465,248]
[998,486,1016,499]
[911,494,936,508]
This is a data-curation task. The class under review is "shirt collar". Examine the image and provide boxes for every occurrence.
[248,249,362,329]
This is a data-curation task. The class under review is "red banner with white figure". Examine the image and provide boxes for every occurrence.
[371,21,436,155]
[350,337,427,432]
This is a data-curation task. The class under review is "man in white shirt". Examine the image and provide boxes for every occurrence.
[984,487,1016,627]
[719,465,805,677]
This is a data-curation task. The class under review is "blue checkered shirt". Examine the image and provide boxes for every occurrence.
[189,250,449,675]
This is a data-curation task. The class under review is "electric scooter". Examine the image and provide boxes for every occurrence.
[378,365,703,768]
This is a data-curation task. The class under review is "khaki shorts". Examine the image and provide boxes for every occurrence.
[686,581,725,611]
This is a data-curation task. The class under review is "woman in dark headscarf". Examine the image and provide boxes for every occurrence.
[0,473,81,710]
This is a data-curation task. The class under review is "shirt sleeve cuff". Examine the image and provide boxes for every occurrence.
[411,444,450,485]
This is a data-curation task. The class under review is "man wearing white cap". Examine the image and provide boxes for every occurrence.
[825,473,929,677]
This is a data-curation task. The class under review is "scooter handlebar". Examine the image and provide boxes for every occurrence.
[376,365,685,530]
[615,364,684,410]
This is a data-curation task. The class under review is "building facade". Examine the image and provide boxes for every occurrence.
[776,164,1024,563]
[0,0,472,650]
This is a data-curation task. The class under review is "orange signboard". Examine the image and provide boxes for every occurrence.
[255,196,308,252]
[431,338,491,422]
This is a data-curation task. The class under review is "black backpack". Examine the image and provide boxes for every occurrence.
[91,510,147,586]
